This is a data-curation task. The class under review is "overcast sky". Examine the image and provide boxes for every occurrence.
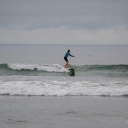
[0,0,128,45]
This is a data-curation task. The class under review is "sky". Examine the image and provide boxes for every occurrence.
[0,0,128,45]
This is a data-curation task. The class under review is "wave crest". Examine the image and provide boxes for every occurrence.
[0,63,67,72]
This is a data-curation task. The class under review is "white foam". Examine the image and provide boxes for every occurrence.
[0,80,128,96]
[8,63,68,72]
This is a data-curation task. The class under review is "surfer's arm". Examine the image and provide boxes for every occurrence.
[70,54,75,57]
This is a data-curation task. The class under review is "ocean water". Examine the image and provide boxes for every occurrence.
[0,44,128,97]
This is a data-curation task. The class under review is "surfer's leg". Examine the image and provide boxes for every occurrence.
[64,57,68,68]
[65,61,67,68]
[65,60,69,68]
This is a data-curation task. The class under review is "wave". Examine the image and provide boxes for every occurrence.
[74,64,128,72]
[0,80,128,97]
[0,63,67,72]
[0,63,68,76]
[0,63,128,76]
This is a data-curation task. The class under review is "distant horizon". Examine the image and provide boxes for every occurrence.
[0,43,128,46]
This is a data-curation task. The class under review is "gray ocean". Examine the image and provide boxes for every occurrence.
[0,44,128,128]
[0,44,128,96]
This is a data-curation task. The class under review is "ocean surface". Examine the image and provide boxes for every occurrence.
[0,44,128,97]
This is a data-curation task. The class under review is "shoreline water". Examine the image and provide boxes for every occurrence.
[0,96,128,128]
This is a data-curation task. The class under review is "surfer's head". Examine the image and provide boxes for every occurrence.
[68,50,70,52]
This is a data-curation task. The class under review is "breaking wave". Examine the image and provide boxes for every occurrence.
[0,80,128,97]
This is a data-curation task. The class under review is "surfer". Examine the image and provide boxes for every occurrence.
[64,50,75,68]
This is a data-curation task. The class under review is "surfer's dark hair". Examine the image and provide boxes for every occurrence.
[68,50,70,52]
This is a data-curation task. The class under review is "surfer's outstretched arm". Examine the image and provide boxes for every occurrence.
[70,54,75,57]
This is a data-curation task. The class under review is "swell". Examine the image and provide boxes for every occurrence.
[74,64,128,72]
[74,64,128,78]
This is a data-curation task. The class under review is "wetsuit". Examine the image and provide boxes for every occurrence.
[64,52,73,62]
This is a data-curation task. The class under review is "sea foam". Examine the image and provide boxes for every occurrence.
[0,80,127,96]
[8,63,67,72]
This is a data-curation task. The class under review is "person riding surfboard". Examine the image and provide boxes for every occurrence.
[64,50,75,68]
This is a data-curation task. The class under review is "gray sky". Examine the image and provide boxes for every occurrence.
[0,0,128,44]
